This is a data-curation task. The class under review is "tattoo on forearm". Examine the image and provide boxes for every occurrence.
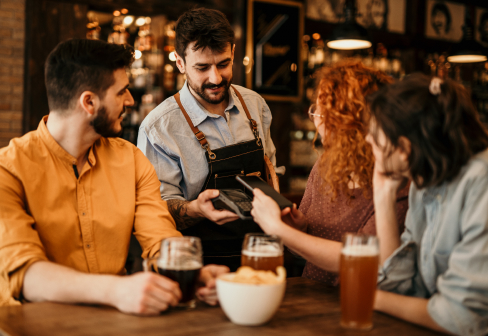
[167,199,204,230]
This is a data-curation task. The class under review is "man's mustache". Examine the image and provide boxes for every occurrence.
[202,80,227,90]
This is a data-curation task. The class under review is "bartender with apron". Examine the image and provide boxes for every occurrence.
[174,86,267,271]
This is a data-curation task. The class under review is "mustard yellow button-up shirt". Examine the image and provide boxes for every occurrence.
[0,116,181,305]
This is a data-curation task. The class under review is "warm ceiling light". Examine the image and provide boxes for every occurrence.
[327,39,372,50]
[121,8,129,14]
[327,0,371,51]
[447,55,487,63]
[113,10,120,17]
[448,11,487,63]
[145,17,152,24]
[169,51,176,62]
[123,16,134,26]
[134,50,142,60]
[312,33,321,40]
[135,17,146,26]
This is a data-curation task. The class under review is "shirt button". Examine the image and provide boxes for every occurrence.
[436,195,441,201]
[82,212,86,216]
[86,244,91,248]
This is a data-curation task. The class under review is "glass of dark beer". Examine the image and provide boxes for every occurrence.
[241,233,284,273]
[143,236,203,309]
[340,233,379,330]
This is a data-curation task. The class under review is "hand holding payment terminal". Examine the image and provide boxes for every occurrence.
[211,176,292,220]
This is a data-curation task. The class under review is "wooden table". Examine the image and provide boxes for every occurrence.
[0,278,442,336]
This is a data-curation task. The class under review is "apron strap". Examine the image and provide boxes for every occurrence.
[173,86,263,160]
[231,86,262,147]
[174,92,216,159]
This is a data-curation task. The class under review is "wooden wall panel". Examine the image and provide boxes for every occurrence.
[23,0,87,133]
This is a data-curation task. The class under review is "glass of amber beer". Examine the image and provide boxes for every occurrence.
[143,237,203,309]
[340,233,379,330]
[241,233,284,273]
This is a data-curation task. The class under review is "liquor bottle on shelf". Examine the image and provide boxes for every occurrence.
[373,43,390,74]
[435,54,450,80]
[86,15,101,40]
[108,15,125,45]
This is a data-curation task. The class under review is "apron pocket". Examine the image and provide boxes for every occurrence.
[214,170,245,189]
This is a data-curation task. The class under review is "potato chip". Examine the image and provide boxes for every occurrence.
[227,266,286,284]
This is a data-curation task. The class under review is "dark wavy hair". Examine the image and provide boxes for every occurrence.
[175,8,235,61]
[45,39,134,112]
[368,73,488,189]
[315,60,393,201]
[431,2,451,34]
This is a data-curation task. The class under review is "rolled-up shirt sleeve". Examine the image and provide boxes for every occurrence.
[132,148,181,259]
[377,236,426,297]
[0,165,48,303]
[427,175,488,336]
[137,126,186,201]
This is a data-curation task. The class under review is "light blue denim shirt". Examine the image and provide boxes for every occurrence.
[137,82,283,201]
[377,149,488,336]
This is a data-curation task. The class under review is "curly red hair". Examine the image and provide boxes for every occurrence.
[315,60,393,201]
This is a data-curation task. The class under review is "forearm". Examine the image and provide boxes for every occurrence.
[374,290,450,334]
[274,222,342,273]
[374,193,401,265]
[166,199,204,230]
[23,261,119,306]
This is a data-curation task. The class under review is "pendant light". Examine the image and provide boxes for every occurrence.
[447,9,487,63]
[326,0,372,50]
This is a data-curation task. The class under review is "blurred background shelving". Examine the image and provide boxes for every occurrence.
[8,0,486,201]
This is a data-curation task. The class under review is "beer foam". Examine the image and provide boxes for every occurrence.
[341,245,378,257]
[157,259,202,270]
[243,244,282,257]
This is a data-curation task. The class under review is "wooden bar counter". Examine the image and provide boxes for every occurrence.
[0,277,442,336]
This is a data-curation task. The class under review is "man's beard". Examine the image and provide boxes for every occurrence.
[187,75,232,105]
[90,105,123,138]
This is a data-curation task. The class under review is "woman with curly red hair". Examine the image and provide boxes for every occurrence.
[251,60,409,285]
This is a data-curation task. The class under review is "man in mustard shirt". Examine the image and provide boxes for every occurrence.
[0,39,226,314]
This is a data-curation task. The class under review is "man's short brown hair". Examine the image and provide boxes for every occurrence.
[45,39,134,112]
[175,8,235,61]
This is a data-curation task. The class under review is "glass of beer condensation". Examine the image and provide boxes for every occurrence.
[340,233,379,331]
[241,233,284,273]
[143,236,202,309]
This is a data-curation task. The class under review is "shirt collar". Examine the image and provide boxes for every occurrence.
[421,181,447,203]
[178,82,240,127]
[38,115,96,168]
[38,115,78,165]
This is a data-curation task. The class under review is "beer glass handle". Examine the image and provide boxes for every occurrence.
[143,257,158,273]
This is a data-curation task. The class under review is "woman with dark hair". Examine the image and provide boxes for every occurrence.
[364,0,388,30]
[250,60,409,285]
[431,2,451,37]
[366,73,488,335]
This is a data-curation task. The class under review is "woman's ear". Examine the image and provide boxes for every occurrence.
[397,136,411,162]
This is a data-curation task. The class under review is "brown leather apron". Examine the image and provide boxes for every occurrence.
[174,86,265,271]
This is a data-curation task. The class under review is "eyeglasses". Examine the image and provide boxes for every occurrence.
[308,104,323,122]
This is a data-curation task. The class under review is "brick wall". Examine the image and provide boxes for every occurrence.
[0,0,25,148]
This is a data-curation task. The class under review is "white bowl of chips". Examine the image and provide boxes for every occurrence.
[216,266,286,326]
